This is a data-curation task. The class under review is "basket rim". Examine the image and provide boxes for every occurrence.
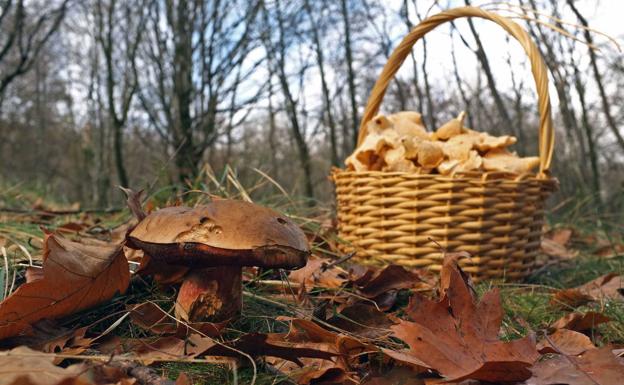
[332,167,559,185]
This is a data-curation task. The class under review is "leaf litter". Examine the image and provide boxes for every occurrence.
[0,197,623,385]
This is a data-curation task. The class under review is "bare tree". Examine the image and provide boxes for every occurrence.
[463,0,512,134]
[139,0,262,183]
[303,0,339,166]
[262,0,315,199]
[0,0,69,107]
[567,0,624,152]
[340,0,360,153]
[94,0,146,188]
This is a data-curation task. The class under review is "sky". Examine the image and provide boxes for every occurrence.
[389,0,623,107]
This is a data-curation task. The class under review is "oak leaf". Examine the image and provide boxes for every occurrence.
[389,254,539,383]
[0,233,129,340]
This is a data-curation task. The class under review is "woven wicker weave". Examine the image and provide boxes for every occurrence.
[332,6,558,281]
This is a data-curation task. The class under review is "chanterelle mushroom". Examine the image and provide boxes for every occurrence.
[127,200,309,322]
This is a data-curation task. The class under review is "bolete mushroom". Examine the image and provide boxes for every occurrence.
[127,200,309,322]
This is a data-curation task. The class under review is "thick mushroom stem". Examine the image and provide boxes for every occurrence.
[175,266,242,322]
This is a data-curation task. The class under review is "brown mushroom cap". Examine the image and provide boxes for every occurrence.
[128,200,309,269]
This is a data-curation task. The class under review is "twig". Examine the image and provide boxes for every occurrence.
[0,207,124,215]
[322,252,355,271]
[0,351,234,364]
[106,360,175,385]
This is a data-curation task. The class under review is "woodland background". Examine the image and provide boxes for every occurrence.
[1,0,623,217]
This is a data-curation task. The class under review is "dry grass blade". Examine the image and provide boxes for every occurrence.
[483,2,622,51]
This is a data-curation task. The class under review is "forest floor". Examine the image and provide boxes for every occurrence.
[1,186,623,385]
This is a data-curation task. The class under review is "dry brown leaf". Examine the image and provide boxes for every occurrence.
[288,256,348,289]
[263,318,370,385]
[541,227,577,260]
[128,302,226,338]
[550,311,611,332]
[0,346,85,385]
[124,336,187,365]
[0,233,129,340]
[550,272,623,309]
[363,367,425,385]
[119,187,147,221]
[525,347,624,385]
[541,239,578,260]
[550,289,594,308]
[576,273,624,302]
[327,303,393,339]
[197,330,338,366]
[353,265,422,299]
[549,228,574,245]
[389,254,538,383]
[537,329,596,356]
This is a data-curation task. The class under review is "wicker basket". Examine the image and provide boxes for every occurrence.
[332,6,558,281]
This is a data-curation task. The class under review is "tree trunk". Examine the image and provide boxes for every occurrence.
[112,118,129,187]
[171,0,198,183]
[463,0,512,135]
[411,1,435,129]
[304,0,339,166]
[567,0,624,152]
[340,0,359,153]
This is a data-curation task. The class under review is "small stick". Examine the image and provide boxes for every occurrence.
[0,351,235,365]
[106,360,175,385]
[321,252,355,271]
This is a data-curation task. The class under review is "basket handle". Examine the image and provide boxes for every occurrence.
[358,6,554,176]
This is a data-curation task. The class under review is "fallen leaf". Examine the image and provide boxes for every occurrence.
[25,267,45,283]
[550,311,611,332]
[119,187,147,221]
[262,318,369,385]
[327,303,393,339]
[0,346,85,385]
[537,329,596,356]
[128,302,225,337]
[288,256,347,289]
[0,233,130,340]
[525,347,624,385]
[549,228,573,246]
[352,265,421,299]
[175,373,190,385]
[576,273,624,302]
[550,289,594,308]
[125,336,186,365]
[389,254,539,383]
[541,238,578,260]
[196,325,339,366]
[363,367,425,385]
